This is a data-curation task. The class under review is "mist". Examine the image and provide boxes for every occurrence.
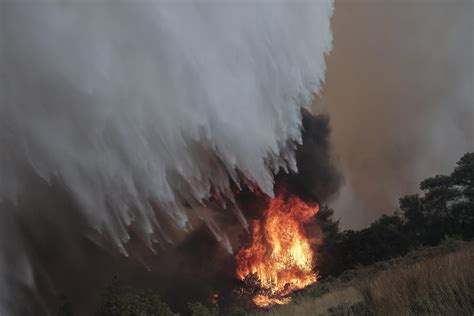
[319,0,473,228]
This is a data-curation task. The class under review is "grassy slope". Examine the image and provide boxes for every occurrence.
[256,241,474,316]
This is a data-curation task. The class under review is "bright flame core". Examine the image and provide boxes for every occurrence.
[236,188,319,307]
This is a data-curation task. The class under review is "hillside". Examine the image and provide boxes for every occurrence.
[256,240,474,316]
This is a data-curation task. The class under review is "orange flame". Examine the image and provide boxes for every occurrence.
[236,187,319,307]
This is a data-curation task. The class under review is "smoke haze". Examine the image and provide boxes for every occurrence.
[320,0,473,228]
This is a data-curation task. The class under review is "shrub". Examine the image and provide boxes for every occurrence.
[96,279,175,316]
[187,302,218,316]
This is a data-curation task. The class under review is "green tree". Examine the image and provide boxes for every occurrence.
[317,152,474,278]
[450,152,474,239]
[319,212,411,276]
[399,194,424,232]
[315,206,341,277]
[187,302,218,316]
[96,279,175,316]
[399,153,474,244]
[451,152,474,187]
[419,175,460,243]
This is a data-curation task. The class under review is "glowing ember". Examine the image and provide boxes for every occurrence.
[236,187,319,307]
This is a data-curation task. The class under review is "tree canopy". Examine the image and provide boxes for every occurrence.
[317,152,474,276]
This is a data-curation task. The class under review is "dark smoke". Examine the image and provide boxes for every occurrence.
[286,111,342,203]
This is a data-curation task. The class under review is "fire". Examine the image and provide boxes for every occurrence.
[236,187,320,307]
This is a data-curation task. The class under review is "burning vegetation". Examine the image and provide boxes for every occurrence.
[236,186,320,307]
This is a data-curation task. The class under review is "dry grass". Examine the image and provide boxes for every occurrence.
[256,242,474,316]
[260,287,363,316]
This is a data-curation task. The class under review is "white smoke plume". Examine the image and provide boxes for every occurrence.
[0,1,333,313]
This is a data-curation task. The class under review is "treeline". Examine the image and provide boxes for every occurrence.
[317,152,474,277]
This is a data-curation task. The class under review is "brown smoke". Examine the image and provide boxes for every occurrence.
[317,0,473,228]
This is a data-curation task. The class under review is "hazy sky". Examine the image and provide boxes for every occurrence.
[318,0,473,228]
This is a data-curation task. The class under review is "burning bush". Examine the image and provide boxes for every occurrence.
[235,186,320,307]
